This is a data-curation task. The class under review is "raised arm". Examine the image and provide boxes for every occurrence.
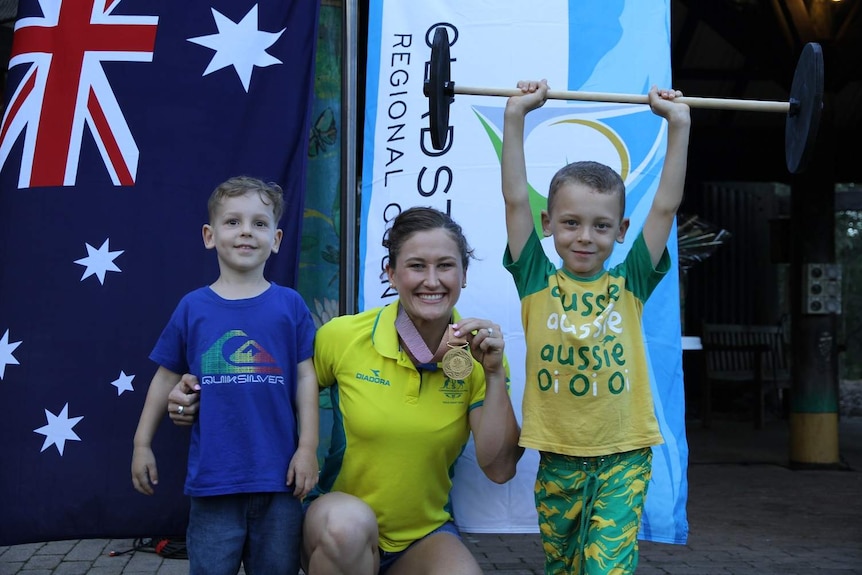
[642,86,691,266]
[502,80,549,262]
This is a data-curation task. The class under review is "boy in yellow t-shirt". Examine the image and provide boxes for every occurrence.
[501,80,691,574]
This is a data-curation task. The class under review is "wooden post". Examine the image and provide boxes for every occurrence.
[789,98,841,467]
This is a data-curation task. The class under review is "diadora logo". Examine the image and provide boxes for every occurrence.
[355,368,391,386]
[440,377,466,400]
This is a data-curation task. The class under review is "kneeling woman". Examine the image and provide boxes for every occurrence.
[170,207,523,575]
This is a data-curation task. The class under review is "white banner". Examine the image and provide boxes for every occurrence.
[360,0,689,543]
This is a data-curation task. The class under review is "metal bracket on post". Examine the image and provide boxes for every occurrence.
[803,263,842,314]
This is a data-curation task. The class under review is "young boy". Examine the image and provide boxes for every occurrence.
[501,80,691,574]
[131,176,319,575]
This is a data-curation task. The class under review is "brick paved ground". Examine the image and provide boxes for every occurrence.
[3,417,861,574]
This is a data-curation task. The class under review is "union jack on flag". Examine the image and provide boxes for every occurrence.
[0,2,157,188]
[0,0,320,545]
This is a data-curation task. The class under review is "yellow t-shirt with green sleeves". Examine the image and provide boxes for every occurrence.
[308,301,505,552]
[504,230,668,457]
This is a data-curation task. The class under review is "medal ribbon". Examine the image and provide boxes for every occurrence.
[395,304,451,364]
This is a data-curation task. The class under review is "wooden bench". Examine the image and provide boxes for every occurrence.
[700,323,791,429]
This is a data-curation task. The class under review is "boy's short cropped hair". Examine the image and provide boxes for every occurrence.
[547,161,626,218]
[208,176,285,223]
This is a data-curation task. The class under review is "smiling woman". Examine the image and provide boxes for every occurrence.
[166,206,524,575]
[297,206,523,575]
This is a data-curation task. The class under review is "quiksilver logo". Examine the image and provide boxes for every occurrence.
[202,374,284,385]
[355,368,390,386]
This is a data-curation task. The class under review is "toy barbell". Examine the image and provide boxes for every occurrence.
[423,27,823,173]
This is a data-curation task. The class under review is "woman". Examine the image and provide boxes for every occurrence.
[168,206,523,575]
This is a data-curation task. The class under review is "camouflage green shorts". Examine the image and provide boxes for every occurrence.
[534,448,652,575]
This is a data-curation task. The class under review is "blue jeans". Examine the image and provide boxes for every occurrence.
[187,492,302,575]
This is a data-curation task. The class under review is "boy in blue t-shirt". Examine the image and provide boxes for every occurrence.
[131,176,318,575]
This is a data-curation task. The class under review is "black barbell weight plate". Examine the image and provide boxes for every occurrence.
[785,42,824,174]
[424,28,824,172]
[423,27,452,151]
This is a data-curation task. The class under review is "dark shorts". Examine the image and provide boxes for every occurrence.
[378,521,461,574]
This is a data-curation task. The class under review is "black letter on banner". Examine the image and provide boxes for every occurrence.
[417,166,452,197]
[389,100,407,120]
[393,34,412,48]
[424,23,458,47]
[380,203,403,298]
[388,123,406,142]
[380,204,402,269]
[390,70,408,87]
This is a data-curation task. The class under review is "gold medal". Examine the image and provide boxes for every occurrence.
[442,345,473,379]
[442,325,473,379]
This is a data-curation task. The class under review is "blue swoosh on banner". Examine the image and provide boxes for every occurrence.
[567,0,625,90]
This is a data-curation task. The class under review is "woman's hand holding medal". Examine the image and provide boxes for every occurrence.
[450,318,504,376]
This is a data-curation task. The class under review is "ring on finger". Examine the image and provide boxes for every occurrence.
[177,405,184,415]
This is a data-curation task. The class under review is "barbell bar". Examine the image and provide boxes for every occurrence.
[423,27,823,174]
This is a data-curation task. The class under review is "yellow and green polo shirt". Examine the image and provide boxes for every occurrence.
[309,302,491,552]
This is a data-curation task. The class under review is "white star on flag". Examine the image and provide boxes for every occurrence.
[111,371,135,395]
[34,403,83,456]
[0,329,21,380]
[74,238,124,284]
[187,4,284,92]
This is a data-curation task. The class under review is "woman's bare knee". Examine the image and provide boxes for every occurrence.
[303,493,379,575]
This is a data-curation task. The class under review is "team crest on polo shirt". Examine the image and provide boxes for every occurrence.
[440,377,466,402]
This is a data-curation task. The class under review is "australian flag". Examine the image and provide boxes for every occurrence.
[0,0,320,545]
